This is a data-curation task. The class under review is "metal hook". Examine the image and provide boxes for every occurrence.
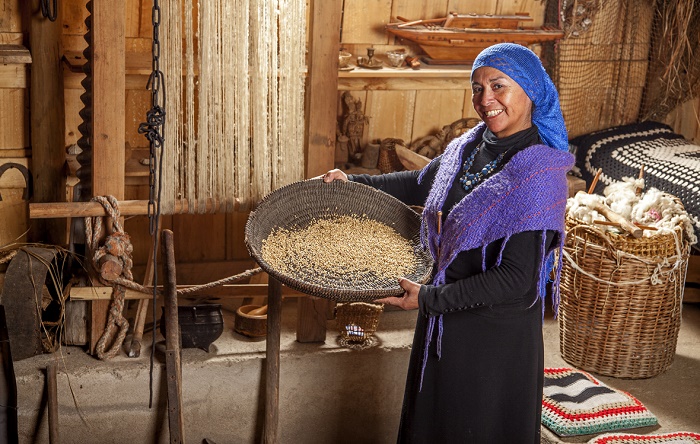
[0,163,33,202]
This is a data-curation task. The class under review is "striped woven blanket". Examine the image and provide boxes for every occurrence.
[571,121,700,249]
[542,367,658,437]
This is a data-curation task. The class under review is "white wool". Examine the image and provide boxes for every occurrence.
[603,177,641,220]
[567,180,697,245]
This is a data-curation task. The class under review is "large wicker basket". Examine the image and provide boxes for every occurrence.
[245,179,434,302]
[559,216,690,378]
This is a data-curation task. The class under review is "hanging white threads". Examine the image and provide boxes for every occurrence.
[160,0,306,214]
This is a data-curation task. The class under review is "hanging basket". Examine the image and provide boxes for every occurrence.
[559,215,690,378]
[335,302,384,348]
[245,179,433,302]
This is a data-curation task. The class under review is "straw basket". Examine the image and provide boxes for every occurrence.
[335,302,384,348]
[559,216,690,378]
[245,179,433,302]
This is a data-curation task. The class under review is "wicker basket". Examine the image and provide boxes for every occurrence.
[559,216,690,378]
[335,302,384,347]
[244,179,433,302]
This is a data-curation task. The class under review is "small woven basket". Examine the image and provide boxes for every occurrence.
[335,302,384,347]
[559,215,690,378]
[377,139,405,173]
[245,179,433,302]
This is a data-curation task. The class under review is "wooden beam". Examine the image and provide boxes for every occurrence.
[88,0,127,356]
[298,0,343,343]
[305,0,342,178]
[27,0,66,246]
[0,44,32,64]
[264,277,283,444]
[69,284,305,300]
[29,198,241,219]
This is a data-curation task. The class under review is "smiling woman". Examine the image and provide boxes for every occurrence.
[322,43,574,443]
[471,67,533,139]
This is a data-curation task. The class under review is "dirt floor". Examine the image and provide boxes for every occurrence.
[9,296,700,443]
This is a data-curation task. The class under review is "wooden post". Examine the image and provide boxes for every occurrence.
[264,277,282,444]
[298,0,343,343]
[26,0,66,246]
[128,222,159,358]
[46,361,59,444]
[162,230,185,444]
[0,306,19,444]
[88,0,127,355]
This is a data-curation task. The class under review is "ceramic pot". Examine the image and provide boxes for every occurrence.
[160,304,224,352]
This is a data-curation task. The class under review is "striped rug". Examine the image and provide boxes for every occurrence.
[587,431,700,444]
[542,367,658,437]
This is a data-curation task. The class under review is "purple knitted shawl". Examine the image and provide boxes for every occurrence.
[416,122,574,388]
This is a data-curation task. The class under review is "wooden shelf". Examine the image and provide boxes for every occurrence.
[62,50,152,75]
[338,64,471,90]
[0,45,31,65]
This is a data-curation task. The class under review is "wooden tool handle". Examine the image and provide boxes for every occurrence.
[591,202,643,238]
[249,305,268,316]
[593,220,657,231]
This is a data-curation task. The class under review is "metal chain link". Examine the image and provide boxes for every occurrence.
[137,0,165,409]
[138,0,166,236]
[40,0,58,21]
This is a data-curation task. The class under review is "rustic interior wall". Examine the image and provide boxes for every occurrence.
[0,0,698,274]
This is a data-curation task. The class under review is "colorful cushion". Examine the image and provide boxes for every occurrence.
[542,367,659,436]
[587,431,700,444]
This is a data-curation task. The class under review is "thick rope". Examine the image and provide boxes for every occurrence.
[108,266,263,296]
[84,196,264,359]
[85,196,132,360]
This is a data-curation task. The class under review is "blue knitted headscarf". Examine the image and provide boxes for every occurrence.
[471,43,568,152]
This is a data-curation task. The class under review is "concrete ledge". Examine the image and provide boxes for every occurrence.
[14,300,415,443]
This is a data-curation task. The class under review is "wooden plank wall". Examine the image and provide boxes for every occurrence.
[60,0,249,282]
[0,0,29,247]
[337,0,546,149]
[1,0,699,278]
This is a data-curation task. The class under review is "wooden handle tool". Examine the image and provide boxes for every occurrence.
[249,305,268,316]
[589,202,643,238]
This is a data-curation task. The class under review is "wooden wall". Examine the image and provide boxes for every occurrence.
[337,0,546,150]
[1,0,699,278]
[0,0,29,247]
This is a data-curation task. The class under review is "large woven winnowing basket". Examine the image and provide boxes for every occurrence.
[559,216,690,378]
[245,179,433,302]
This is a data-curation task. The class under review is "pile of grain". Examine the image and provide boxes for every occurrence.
[261,215,417,288]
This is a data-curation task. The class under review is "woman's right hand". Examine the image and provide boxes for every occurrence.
[319,169,348,183]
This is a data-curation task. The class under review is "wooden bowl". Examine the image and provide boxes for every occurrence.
[234,305,267,338]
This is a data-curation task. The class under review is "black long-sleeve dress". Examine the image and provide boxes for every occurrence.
[349,127,553,443]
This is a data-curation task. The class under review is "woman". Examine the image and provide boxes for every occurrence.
[323,43,574,443]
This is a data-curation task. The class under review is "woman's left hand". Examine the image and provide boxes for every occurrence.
[374,277,420,310]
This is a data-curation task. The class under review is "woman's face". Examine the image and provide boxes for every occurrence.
[471,66,533,138]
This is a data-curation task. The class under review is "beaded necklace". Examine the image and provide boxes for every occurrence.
[459,143,507,192]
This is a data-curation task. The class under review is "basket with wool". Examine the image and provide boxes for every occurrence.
[559,213,690,378]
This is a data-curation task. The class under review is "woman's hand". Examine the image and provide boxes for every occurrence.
[374,278,420,310]
[315,169,348,183]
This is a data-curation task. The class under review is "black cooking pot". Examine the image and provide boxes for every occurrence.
[160,304,224,352]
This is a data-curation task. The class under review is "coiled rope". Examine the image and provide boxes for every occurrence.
[85,196,262,359]
[85,196,133,360]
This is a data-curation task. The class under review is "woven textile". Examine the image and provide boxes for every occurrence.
[587,432,700,444]
[571,121,700,245]
[542,368,658,437]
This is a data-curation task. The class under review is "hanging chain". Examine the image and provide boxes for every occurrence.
[139,0,166,235]
[40,0,58,21]
[137,0,165,409]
